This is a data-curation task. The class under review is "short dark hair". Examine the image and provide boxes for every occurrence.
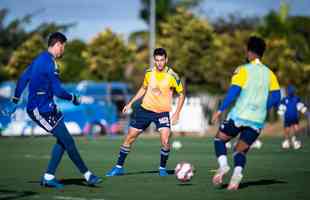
[48,32,67,47]
[247,36,266,57]
[153,48,167,58]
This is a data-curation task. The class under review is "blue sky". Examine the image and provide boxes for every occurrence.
[1,0,309,41]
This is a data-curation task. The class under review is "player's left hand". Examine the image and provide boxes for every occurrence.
[171,113,180,125]
[72,94,81,106]
[212,111,222,124]
[1,102,17,117]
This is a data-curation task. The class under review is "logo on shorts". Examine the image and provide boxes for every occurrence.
[159,117,169,124]
[220,124,225,129]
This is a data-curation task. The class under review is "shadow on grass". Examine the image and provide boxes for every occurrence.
[177,183,194,186]
[28,178,102,188]
[0,189,37,200]
[220,179,287,189]
[124,169,175,175]
[60,178,102,188]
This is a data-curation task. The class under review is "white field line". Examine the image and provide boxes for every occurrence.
[54,196,106,200]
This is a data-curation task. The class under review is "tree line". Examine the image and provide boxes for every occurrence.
[1,1,309,96]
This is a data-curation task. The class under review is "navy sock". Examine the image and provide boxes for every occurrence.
[116,145,130,167]
[46,140,65,174]
[52,120,88,174]
[214,138,227,157]
[160,148,170,168]
[233,152,246,168]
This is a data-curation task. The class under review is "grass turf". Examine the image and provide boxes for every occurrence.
[0,135,310,200]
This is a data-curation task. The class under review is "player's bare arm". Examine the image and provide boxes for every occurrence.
[122,85,147,113]
[171,92,185,125]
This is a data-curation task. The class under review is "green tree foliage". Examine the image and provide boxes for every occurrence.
[140,0,201,27]
[157,8,214,93]
[0,8,73,81]
[4,34,45,79]
[58,39,87,82]
[258,2,310,94]
[264,38,310,95]
[205,30,251,93]
[82,29,134,81]
[0,8,30,80]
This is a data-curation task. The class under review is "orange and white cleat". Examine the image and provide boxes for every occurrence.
[212,166,230,186]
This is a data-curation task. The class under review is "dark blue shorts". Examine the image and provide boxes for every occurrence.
[129,105,170,131]
[219,119,260,146]
[284,118,299,127]
[27,108,63,132]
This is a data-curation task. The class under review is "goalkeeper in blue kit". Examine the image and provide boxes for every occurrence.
[278,85,308,149]
[8,32,101,188]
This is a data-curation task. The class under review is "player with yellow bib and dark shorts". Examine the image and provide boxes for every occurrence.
[212,36,281,190]
[106,48,185,176]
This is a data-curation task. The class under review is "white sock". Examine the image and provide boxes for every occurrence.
[84,171,92,181]
[44,173,55,181]
[233,166,243,176]
[218,155,228,169]
[116,165,123,168]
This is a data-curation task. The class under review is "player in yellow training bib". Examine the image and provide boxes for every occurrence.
[211,36,281,190]
[106,48,185,177]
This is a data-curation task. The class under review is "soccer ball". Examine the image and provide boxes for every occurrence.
[251,139,263,149]
[172,140,182,150]
[175,162,194,182]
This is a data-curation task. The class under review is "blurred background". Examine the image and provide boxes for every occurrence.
[0,0,309,137]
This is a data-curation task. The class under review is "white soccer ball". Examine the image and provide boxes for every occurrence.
[172,140,182,150]
[251,139,263,149]
[175,162,194,182]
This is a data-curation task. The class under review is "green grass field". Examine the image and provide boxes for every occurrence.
[0,135,310,200]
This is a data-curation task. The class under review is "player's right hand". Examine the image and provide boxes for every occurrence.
[122,104,131,114]
[72,94,81,106]
[211,111,222,124]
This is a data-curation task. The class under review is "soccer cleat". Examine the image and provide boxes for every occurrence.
[159,168,169,176]
[105,166,124,176]
[293,140,302,150]
[212,166,230,186]
[227,173,243,190]
[40,177,64,189]
[281,139,290,149]
[87,174,102,186]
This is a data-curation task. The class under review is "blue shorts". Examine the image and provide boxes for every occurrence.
[27,108,63,132]
[129,105,170,131]
[219,119,260,146]
[284,118,299,127]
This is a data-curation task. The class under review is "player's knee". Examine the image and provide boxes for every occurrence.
[234,145,249,154]
[215,132,231,142]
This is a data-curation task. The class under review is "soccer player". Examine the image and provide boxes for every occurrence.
[106,48,185,176]
[212,36,281,190]
[278,85,308,149]
[8,32,102,188]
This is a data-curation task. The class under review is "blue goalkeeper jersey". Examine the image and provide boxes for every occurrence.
[13,51,73,113]
[281,96,301,121]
